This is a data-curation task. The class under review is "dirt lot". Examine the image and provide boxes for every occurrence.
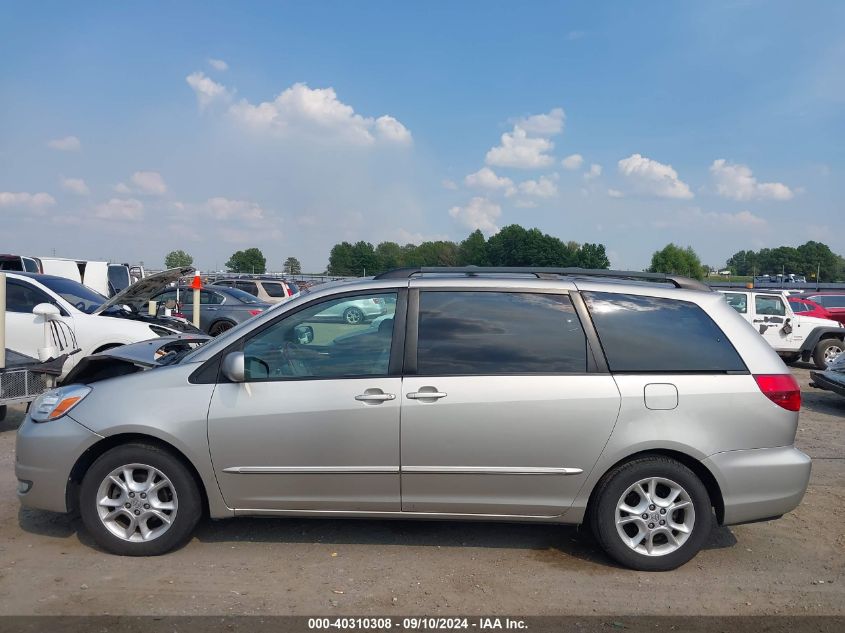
[0,366,842,616]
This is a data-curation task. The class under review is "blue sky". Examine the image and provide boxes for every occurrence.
[1,1,842,272]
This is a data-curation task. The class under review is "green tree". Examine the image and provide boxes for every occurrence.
[283,256,302,275]
[458,229,489,265]
[575,243,610,269]
[374,241,404,272]
[648,243,703,279]
[164,250,193,269]
[328,241,378,276]
[226,247,267,274]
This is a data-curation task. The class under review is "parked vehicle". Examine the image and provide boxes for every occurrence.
[787,296,834,321]
[809,352,845,398]
[145,285,270,336]
[16,267,811,571]
[720,289,845,368]
[36,258,111,297]
[210,278,298,304]
[2,268,196,378]
[0,254,40,273]
[108,263,133,294]
[801,292,845,326]
[313,296,387,324]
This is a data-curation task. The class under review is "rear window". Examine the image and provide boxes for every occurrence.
[416,291,587,375]
[262,282,287,297]
[813,295,845,308]
[583,292,746,373]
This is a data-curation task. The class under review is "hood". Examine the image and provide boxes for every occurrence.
[94,266,194,315]
[60,334,211,385]
[796,315,844,329]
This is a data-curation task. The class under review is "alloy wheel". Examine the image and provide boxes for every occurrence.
[615,476,695,557]
[95,463,179,542]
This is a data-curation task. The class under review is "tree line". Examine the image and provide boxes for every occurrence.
[326,225,610,276]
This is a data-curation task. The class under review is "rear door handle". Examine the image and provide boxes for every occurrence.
[407,391,448,400]
[355,393,396,402]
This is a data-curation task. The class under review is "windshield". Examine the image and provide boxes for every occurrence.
[38,276,108,314]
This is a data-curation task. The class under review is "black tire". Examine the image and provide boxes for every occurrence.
[208,320,235,336]
[79,443,201,556]
[0,405,6,423]
[343,307,364,325]
[813,338,845,369]
[589,456,712,571]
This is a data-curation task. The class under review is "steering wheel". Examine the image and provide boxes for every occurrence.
[282,341,316,376]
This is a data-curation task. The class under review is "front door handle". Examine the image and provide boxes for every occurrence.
[355,393,396,402]
[407,391,448,400]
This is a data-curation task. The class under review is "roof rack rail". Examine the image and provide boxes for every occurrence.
[372,266,711,291]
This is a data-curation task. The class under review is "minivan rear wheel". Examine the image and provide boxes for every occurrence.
[80,443,201,556]
[589,456,712,571]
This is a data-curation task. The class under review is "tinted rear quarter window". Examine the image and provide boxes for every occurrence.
[417,291,587,375]
[583,292,746,372]
[262,282,286,297]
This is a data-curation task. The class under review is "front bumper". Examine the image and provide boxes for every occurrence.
[703,446,811,526]
[810,371,845,397]
[15,413,102,513]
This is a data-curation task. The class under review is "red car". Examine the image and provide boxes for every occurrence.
[802,293,845,326]
[788,296,835,320]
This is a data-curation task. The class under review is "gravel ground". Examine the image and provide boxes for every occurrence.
[0,366,842,616]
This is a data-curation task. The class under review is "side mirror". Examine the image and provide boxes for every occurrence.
[294,324,314,345]
[222,351,245,383]
[33,302,62,321]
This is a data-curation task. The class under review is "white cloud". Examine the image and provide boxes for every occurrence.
[94,198,144,221]
[374,115,413,144]
[617,153,693,199]
[227,82,412,146]
[607,188,624,198]
[113,182,132,194]
[208,58,229,71]
[653,207,766,229]
[514,108,565,136]
[130,171,167,195]
[441,179,458,190]
[47,136,81,151]
[513,199,538,208]
[448,197,501,236]
[464,167,515,193]
[205,197,265,222]
[561,153,584,170]
[484,108,564,169]
[0,191,56,209]
[517,174,558,198]
[186,71,231,109]
[485,126,555,169]
[584,163,603,180]
[60,177,89,195]
[709,159,793,201]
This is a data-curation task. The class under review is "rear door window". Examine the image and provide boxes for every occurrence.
[235,281,259,296]
[583,292,746,373]
[416,291,587,375]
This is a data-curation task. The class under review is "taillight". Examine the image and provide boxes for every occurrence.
[754,374,801,411]
[248,309,263,316]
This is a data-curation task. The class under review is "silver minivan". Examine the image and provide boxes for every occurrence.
[15,268,811,570]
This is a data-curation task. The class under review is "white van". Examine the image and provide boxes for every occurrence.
[36,258,110,297]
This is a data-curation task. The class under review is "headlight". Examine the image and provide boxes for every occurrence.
[30,385,92,423]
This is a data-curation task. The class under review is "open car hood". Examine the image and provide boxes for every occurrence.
[61,334,211,385]
[93,266,195,315]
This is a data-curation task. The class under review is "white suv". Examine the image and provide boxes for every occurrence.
[720,289,845,368]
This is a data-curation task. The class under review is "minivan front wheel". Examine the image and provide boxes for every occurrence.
[589,456,712,571]
[80,443,201,556]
